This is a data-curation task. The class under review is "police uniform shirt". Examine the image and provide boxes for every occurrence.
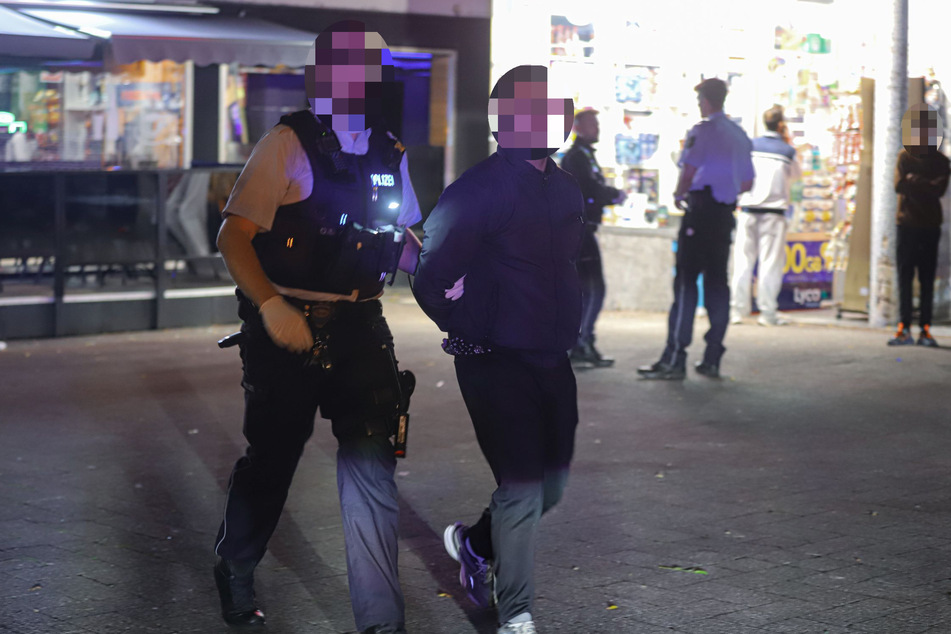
[679,112,754,205]
[222,121,422,300]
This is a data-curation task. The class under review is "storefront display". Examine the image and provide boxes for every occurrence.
[489,0,889,312]
[0,61,186,169]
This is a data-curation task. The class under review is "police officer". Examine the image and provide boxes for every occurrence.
[638,78,753,380]
[212,21,421,634]
[560,108,625,367]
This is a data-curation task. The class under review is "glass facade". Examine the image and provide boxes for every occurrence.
[0,60,186,169]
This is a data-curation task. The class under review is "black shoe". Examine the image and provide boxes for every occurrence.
[694,361,720,379]
[637,361,685,380]
[585,343,615,368]
[571,342,615,368]
[214,557,265,628]
[569,345,595,368]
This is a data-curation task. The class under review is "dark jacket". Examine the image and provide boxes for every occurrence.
[414,147,585,353]
[895,148,950,228]
[560,140,621,225]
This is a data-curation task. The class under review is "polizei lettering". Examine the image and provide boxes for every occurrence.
[371,173,396,187]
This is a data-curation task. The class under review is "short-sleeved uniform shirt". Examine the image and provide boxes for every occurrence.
[223,122,422,301]
[679,111,754,205]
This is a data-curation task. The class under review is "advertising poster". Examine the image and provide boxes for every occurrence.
[752,235,833,311]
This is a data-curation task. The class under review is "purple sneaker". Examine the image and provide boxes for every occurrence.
[443,522,496,608]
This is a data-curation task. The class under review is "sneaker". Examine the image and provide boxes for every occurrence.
[888,324,915,346]
[917,325,939,348]
[636,360,686,380]
[443,523,496,608]
[498,617,536,634]
[757,314,789,327]
[730,312,744,325]
[214,557,265,627]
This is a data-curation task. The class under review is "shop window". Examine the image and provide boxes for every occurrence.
[0,60,185,169]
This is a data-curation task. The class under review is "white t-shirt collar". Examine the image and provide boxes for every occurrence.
[334,128,372,156]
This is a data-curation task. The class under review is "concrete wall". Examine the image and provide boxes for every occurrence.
[599,226,676,313]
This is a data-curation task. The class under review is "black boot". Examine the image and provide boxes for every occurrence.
[569,344,595,368]
[214,557,265,628]
[583,341,615,367]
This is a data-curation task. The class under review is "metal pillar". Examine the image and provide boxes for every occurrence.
[869,0,908,328]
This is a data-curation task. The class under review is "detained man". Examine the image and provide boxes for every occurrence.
[412,65,584,634]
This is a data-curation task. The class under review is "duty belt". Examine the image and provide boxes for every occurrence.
[283,297,337,370]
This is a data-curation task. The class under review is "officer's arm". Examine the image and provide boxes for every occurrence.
[564,150,619,207]
[562,151,595,195]
[398,229,422,274]
[217,215,280,308]
[673,163,698,210]
[739,138,755,194]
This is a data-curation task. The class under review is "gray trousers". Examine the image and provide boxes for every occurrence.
[490,473,570,623]
[454,351,579,624]
[338,435,404,631]
[215,299,405,632]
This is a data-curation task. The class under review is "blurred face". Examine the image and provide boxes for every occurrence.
[488,66,574,160]
[574,112,599,144]
[306,26,392,133]
[902,104,943,156]
[698,93,712,118]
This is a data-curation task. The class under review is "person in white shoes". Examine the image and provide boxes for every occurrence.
[414,65,582,634]
[730,105,800,327]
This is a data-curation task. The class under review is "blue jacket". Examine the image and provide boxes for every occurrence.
[414,147,585,353]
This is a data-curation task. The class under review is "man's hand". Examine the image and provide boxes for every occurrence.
[612,190,627,205]
[674,194,688,212]
[445,275,465,301]
[259,296,313,352]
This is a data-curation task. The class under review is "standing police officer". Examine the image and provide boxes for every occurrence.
[212,21,421,634]
[560,108,625,367]
[638,78,753,380]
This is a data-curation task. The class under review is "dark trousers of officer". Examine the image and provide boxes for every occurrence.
[897,225,941,329]
[215,295,405,632]
[577,226,606,346]
[662,188,736,368]
[453,350,578,625]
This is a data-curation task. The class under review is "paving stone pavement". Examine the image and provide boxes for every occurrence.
[2,292,950,633]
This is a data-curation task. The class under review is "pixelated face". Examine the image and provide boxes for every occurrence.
[488,66,574,160]
[305,23,394,133]
[902,104,943,155]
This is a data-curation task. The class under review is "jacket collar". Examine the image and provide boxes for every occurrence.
[497,145,556,176]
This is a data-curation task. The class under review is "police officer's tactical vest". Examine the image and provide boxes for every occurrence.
[253,110,405,299]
